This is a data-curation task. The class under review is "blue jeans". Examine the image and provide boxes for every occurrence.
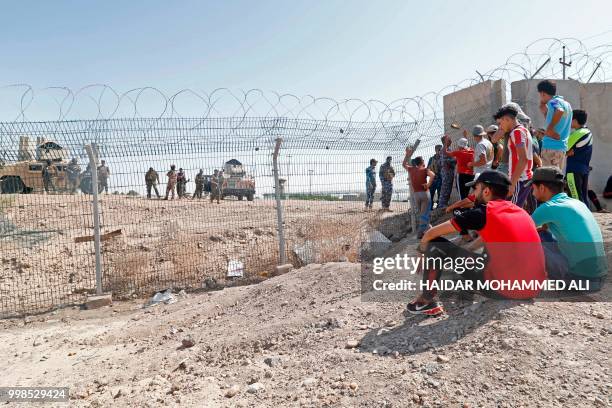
[539,231,605,292]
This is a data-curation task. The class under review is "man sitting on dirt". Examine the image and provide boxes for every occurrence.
[407,170,546,316]
[529,166,608,291]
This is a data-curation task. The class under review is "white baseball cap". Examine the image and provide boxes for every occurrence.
[457,138,469,148]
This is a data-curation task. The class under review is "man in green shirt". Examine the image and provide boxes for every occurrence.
[529,167,607,291]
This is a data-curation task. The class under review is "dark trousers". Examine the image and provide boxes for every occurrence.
[588,190,603,211]
[365,183,376,207]
[567,172,589,206]
[380,181,393,209]
[146,183,160,198]
[421,237,492,300]
[457,173,475,200]
[429,177,442,209]
[193,184,203,199]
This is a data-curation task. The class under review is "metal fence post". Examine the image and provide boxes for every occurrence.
[272,138,286,264]
[84,144,103,295]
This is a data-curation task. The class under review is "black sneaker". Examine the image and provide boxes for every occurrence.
[406,299,444,316]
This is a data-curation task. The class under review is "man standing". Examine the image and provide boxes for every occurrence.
[165,165,177,200]
[437,135,455,209]
[97,160,110,194]
[378,156,395,212]
[469,125,493,177]
[403,147,435,238]
[427,145,442,209]
[365,159,377,211]
[565,110,592,206]
[530,167,607,290]
[66,158,81,193]
[193,169,205,199]
[538,80,572,170]
[42,159,56,193]
[210,169,221,204]
[494,104,534,208]
[145,167,161,199]
[176,168,187,198]
[446,136,474,200]
[407,170,545,316]
[486,125,502,170]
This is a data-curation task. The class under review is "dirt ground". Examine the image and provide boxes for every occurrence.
[0,194,407,317]
[0,213,610,407]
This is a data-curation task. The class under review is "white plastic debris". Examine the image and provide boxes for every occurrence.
[145,289,177,307]
[227,259,244,278]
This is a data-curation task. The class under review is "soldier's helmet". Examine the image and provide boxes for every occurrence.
[170,164,176,170]
[149,167,154,171]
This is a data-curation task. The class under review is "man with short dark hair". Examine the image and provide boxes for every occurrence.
[407,170,546,316]
[493,104,534,208]
[403,147,435,238]
[537,80,572,170]
[565,109,592,206]
[365,159,378,211]
[529,167,607,290]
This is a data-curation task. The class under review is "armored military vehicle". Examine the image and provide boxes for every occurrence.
[0,137,101,194]
[220,159,255,201]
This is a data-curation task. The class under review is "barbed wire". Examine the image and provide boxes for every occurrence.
[0,36,610,133]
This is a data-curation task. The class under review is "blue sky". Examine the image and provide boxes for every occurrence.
[2,0,611,107]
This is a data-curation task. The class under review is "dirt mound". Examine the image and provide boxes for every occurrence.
[1,254,610,407]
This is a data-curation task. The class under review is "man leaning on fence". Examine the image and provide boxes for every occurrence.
[365,159,377,211]
[145,167,161,199]
[403,146,434,239]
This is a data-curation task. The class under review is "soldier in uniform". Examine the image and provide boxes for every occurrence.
[193,169,205,199]
[378,156,395,212]
[210,169,221,204]
[176,168,188,198]
[42,159,56,193]
[145,167,161,199]
[165,164,178,200]
[97,160,111,194]
[66,158,81,193]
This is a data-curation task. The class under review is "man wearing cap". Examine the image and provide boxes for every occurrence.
[530,166,607,290]
[469,125,494,177]
[365,159,378,211]
[493,104,534,208]
[379,156,395,212]
[407,170,545,316]
[537,80,573,171]
[446,135,474,200]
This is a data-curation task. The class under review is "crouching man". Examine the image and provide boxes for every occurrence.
[407,170,546,316]
[529,166,608,292]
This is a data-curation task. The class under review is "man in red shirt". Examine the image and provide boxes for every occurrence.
[403,147,435,239]
[407,170,546,316]
[445,137,474,200]
[492,104,534,208]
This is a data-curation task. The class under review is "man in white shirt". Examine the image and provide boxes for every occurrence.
[468,125,494,177]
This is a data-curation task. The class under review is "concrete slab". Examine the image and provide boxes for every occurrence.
[84,293,112,310]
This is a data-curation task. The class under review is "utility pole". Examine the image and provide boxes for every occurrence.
[559,46,572,80]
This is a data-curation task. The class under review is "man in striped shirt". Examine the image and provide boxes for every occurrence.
[493,104,534,209]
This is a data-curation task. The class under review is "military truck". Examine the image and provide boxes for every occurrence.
[0,137,101,194]
[220,159,255,201]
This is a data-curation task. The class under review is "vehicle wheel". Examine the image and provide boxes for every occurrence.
[0,177,25,194]
[237,195,243,201]
[247,193,254,201]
